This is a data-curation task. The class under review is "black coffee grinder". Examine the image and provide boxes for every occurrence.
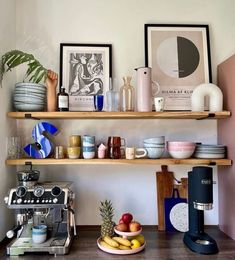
[183,166,218,254]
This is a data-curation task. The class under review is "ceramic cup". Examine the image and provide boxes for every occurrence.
[125,147,147,159]
[83,151,95,159]
[107,136,126,159]
[32,225,47,244]
[54,146,65,159]
[67,147,81,159]
[154,97,164,112]
[83,135,95,147]
[69,135,81,147]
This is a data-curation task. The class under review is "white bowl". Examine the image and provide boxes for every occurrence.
[143,143,165,148]
[114,227,142,237]
[143,136,165,144]
[146,147,165,159]
[168,149,195,159]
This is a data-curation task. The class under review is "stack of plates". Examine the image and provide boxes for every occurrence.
[194,144,226,159]
[13,83,46,111]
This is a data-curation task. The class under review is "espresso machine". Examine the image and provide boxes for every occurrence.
[183,166,218,254]
[4,168,76,256]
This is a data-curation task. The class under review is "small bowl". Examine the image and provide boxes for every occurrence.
[143,143,165,148]
[146,147,165,159]
[168,149,195,159]
[143,136,165,144]
[167,141,195,147]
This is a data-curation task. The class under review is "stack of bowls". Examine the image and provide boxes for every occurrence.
[194,144,226,159]
[13,83,46,111]
[167,141,196,159]
[143,136,165,159]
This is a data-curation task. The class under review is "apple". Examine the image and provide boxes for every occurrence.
[131,239,141,249]
[116,223,128,232]
[119,218,124,224]
[121,213,133,224]
[129,221,141,232]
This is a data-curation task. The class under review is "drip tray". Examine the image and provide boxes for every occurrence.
[195,239,213,245]
[11,236,66,248]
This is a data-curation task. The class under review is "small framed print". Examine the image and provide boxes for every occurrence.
[145,24,212,110]
[60,43,112,111]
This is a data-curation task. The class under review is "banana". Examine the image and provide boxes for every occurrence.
[100,240,119,250]
[103,236,119,248]
[119,244,131,250]
[112,236,131,247]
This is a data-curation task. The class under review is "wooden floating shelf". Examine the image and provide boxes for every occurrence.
[5,158,232,166]
[7,111,231,120]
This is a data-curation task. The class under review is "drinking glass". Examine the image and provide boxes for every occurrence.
[94,95,104,111]
[7,137,22,159]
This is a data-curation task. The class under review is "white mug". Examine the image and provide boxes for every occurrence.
[154,97,164,112]
[125,147,147,159]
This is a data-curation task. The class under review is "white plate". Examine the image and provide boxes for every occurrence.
[114,227,142,237]
[194,153,225,159]
[97,237,145,255]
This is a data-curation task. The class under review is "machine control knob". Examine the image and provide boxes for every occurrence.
[53,198,58,203]
[51,186,62,197]
[17,198,22,204]
[16,186,27,198]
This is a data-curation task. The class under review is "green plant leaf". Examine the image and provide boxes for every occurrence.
[0,50,48,85]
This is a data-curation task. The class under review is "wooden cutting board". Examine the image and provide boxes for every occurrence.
[175,178,188,200]
[156,165,174,231]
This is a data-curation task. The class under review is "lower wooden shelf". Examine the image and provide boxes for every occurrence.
[5,158,232,166]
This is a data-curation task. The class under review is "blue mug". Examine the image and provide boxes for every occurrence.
[32,225,47,244]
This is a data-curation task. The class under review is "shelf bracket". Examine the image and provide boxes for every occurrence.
[209,162,216,166]
[197,112,215,120]
[25,161,33,168]
[24,113,40,120]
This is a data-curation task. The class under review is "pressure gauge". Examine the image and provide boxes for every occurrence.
[51,186,62,197]
[16,186,27,197]
[33,186,45,197]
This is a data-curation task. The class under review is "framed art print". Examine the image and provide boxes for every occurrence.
[145,24,212,110]
[60,43,112,111]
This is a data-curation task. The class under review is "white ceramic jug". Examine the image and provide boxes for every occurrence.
[135,67,160,112]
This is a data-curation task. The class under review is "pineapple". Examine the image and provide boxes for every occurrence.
[99,200,115,238]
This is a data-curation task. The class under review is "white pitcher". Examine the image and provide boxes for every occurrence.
[135,67,160,112]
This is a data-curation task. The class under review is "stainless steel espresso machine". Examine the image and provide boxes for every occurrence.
[4,169,76,256]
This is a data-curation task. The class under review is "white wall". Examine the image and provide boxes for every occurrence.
[14,0,235,226]
[0,0,16,241]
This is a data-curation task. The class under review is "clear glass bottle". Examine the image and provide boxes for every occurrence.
[120,76,134,111]
[57,87,69,111]
[106,78,119,112]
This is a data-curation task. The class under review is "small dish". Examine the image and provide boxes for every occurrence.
[97,237,145,255]
[114,227,142,238]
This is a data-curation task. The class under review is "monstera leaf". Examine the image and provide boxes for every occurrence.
[0,50,47,86]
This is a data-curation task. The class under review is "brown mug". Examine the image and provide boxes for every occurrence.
[107,136,126,159]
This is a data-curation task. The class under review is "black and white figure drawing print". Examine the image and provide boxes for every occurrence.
[60,44,112,111]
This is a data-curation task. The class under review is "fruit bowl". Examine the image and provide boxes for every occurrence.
[114,227,142,238]
[97,237,146,255]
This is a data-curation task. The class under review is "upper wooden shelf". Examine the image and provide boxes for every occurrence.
[5,158,232,166]
[7,111,231,120]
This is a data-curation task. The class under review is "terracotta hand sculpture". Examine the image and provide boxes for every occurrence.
[45,70,58,112]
